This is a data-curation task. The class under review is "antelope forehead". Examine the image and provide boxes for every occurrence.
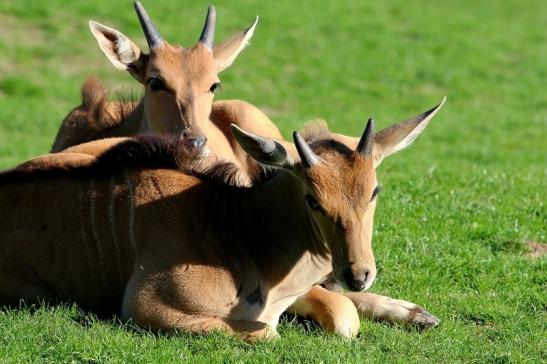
[317,171,374,209]
[149,46,215,79]
[185,46,216,70]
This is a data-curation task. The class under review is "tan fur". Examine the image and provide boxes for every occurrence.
[51,7,282,185]
[0,126,380,341]
[51,79,139,152]
[258,101,446,333]
[48,100,444,337]
[288,286,360,338]
[1,100,444,340]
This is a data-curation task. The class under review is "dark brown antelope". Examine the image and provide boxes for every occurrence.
[51,2,282,180]
[0,100,444,340]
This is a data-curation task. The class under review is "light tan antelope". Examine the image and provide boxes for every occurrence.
[52,2,282,179]
[0,100,443,340]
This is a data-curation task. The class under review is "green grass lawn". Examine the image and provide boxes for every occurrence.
[0,0,545,362]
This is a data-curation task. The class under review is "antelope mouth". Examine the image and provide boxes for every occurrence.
[333,265,377,292]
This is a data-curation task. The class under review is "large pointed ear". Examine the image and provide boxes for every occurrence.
[89,21,146,82]
[213,17,258,72]
[373,97,446,167]
[230,124,293,168]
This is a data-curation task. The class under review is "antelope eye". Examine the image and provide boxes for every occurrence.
[371,185,382,201]
[305,194,323,212]
[147,78,166,92]
[209,82,221,93]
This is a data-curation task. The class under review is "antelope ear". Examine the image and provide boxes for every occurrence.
[89,21,146,82]
[213,16,258,72]
[373,97,446,167]
[230,124,292,167]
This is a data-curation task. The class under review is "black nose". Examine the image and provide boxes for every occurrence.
[343,269,368,291]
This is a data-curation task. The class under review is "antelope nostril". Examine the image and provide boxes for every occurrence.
[186,137,207,152]
[344,268,368,291]
[196,137,207,148]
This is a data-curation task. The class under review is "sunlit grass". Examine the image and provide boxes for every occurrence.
[0,0,545,362]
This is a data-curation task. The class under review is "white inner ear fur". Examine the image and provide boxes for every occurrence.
[115,38,138,65]
[89,21,140,70]
[382,114,432,157]
[214,16,258,72]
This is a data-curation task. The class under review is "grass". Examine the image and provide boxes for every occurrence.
[0,0,545,362]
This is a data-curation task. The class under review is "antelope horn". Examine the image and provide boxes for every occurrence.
[357,118,375,157]
[293,132,320,168]
[198,6,216,49]
[134,1,163,50]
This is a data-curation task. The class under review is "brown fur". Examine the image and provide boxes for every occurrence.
[51,6,282,185]
[51,79,139,152]
[45,100,443,338]
[1,100,445,340]
[9,135,273,188]
[0,122,383,340]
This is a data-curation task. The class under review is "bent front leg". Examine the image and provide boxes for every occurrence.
[124,300,277,342]
[342,292,439,329]
[287,285,360,338]
[122,273,277,342]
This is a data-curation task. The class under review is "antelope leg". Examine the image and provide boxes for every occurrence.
[287,285,360,338]
[122,273,277,342]
[341,292,439,329]
[125,302,277,342]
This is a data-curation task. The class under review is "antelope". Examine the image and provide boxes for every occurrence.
[0,100,444,340]
[51,2,282,181]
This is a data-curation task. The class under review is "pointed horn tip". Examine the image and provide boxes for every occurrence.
[134,1,143,12]
[293,131,321,167]
[199,5,217,48]
[292,131,307,150]
[206,5,217,19]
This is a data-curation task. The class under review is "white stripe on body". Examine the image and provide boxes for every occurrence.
[124,170,138,257]
[89,179,108,290]
[108,176,123,288]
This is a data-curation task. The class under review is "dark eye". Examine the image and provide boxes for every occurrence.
[147,77,167,92]
[305,194,323,212]
[209,82,221,93]
[371,185,382,201]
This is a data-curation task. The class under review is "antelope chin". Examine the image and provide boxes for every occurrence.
[363,276,375,291]
[335,279,375,292]
[333,270,376,292]
[200,146,210,157]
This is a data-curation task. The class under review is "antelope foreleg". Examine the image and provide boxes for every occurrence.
[287,285,360,338]
[124,299,277,342]
[341,292,439,329]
